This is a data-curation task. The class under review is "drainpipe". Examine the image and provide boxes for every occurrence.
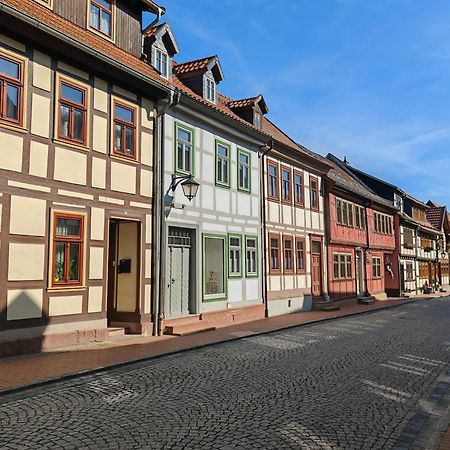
[363,202,371,297]
[259,140,273,318]
[323,181,332,303]
[141,7,164,60]
[152,90,180,337]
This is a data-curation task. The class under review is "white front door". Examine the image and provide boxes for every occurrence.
[356,251,365,297]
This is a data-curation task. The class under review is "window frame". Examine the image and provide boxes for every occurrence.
[310,175,320,211]
[50,211,86,289]
[237,148,251,193]
[154,47,169,79]
[336,197,355,227]
[87,0,115,41]
[403,228,414,249]
[295,237,306,274]
[268,233,281,274]
[332,252,353,280]
[245,235,259,278]
[174,121,195,175]
[372,256,382,279]
[56,75,89,148]
[374,212,393,235]
[205,77,216,103]
[228,234,243,278]
[0,49,26,129]
[254,110,262,128]
[267,160,279,201]
[293,169,304,207]
[282,235,294,274]
[405,262,414,281]
[34,0,53,8]
[112,98,137,160]
[203,233,228,302]
[281,166,292,204]
[215,139,231,189]
[355,205,365,229]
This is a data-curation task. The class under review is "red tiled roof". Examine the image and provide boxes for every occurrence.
[426,207,445,230]
[227,97,259,109]
[174,57,213,75]
[1,0,167,87]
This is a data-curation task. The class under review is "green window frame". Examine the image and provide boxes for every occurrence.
[237,148,251,193]
[245,235,259,277]
[215,140,230,188]
[175,122,195,175]
[228,234,243,278]
[203,233,228,301]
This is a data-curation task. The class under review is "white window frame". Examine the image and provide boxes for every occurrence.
[205,77,216,103]
[155,47,168,78]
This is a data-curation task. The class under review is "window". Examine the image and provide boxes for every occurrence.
[374,212,392,235]
[58,79,87,146]
[268,162,279,200]
[205,77,216,102]
[254,111,262,128]
[89,0,113,38]
[113,101,136,159]
[394,193,403,212]
[405,262,414,281]
[34,0,53,7]
[336,197,354,227]
[245,236,258,277]
[155,48,168,78]
[412,207,426,222]
[355,205,365,229]
[204,235,226,300]
[0,51,25,127]
[281,167,291,203]
[372,256,382,279]
[403,228,414,249]
[175,123,193,174]
[332,253,352,280]
[228,235,242,277]
[238,149,251,192]
[310,176,319,211]
[52,213,84,287]
[296,238,306,273]
[269,234,281,274]
[419,262,429,278]
[420,236,433,251]
[215,141,230,187]
[283,236,294,273]
[294,170,304,206]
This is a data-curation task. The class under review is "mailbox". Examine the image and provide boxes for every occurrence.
[118,259,132,274]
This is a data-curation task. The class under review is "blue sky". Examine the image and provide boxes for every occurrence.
[145,1,450,205]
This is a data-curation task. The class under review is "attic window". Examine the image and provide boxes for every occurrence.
[155,48,168,78]
[205,78,216,103]
[254,111,262,128]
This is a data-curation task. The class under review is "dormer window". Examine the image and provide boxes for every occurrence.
[205,77,216,103]
[254,111,262,128]
[155,48,168,78]
[89,0,113,38]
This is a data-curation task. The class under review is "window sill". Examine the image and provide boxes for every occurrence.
[229,274,243,279]
[203,294,227,303]
[87,26,115,44]
[215,181,231,190]
[0,121,28,134]
[237,188,251,195]
[47,286,87,293]
[110,154,139,165]
[53,138,89,152]
[245,273,259,279]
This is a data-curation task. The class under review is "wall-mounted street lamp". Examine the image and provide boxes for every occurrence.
[168,174,200,201]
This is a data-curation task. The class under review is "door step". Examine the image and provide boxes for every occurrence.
[164,322,216,336]
[108,327,126,337]
[313,301,340,312]
[358,296,376,305]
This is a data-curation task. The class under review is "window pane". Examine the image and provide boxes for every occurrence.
[115,124,123,150]
[60,105,70,137]
[247,239,256,248]
[54,242,65,283]
[95,0,112,10]
[73,109,84,141]
[100,10,111,35]
[61,84,84,105]
[217,145,228,157]
[0,56,19,79]
[56,217,81,236]
[184,145,191,172]
[125,127,133,155]
[240,153,249,165]
[68,243,80,281]
[230,237,240,247]
[205,238,225,295]
[115,105,133,123]
[5,84,18,120]
[90,4,100,29]
[177,142,184,170]
[178,128,191,142]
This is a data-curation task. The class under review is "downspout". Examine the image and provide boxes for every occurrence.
[152,90,180,337]
[141,7,164,59]
[363,202,371,297]
[323,180,332,302]
[259,140,273,318]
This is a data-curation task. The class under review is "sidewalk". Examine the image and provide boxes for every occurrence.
[0,294,445,394]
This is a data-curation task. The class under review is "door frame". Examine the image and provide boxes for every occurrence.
[310,235,324,298]
[355,249,365,298]
[106,217,141,326]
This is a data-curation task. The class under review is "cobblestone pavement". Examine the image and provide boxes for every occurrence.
[1,298,450,450]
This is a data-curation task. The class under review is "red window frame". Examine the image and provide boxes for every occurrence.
[269,233,281,274]
[267,160,279,201]
[89,0,114,38]
[0,51,24,127]
[58,79,87,146]
[283,235,294,273]
[281,166,292,204]
[295,237,306,274]
[52,213,84,287]
[293,169,304,207]
[113,100,137,159]
[310,176,319,211]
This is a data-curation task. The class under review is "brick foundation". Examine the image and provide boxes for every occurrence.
[201,304,265,328]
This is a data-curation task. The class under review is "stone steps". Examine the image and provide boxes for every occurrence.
[164,322,216,336]
[108,327,126,337]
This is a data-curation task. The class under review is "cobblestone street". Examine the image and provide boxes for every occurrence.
[1,298,450,450]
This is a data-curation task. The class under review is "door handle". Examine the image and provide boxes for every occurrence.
[168,278,175,288]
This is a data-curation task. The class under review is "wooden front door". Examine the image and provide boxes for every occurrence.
[311,239,323,297]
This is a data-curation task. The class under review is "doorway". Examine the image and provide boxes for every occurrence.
[355,250,365,297]
[310,239,323,297]
[166,227,196,318]
[107,219,140,327]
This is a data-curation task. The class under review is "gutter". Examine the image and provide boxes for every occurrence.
[0,3,169,96]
